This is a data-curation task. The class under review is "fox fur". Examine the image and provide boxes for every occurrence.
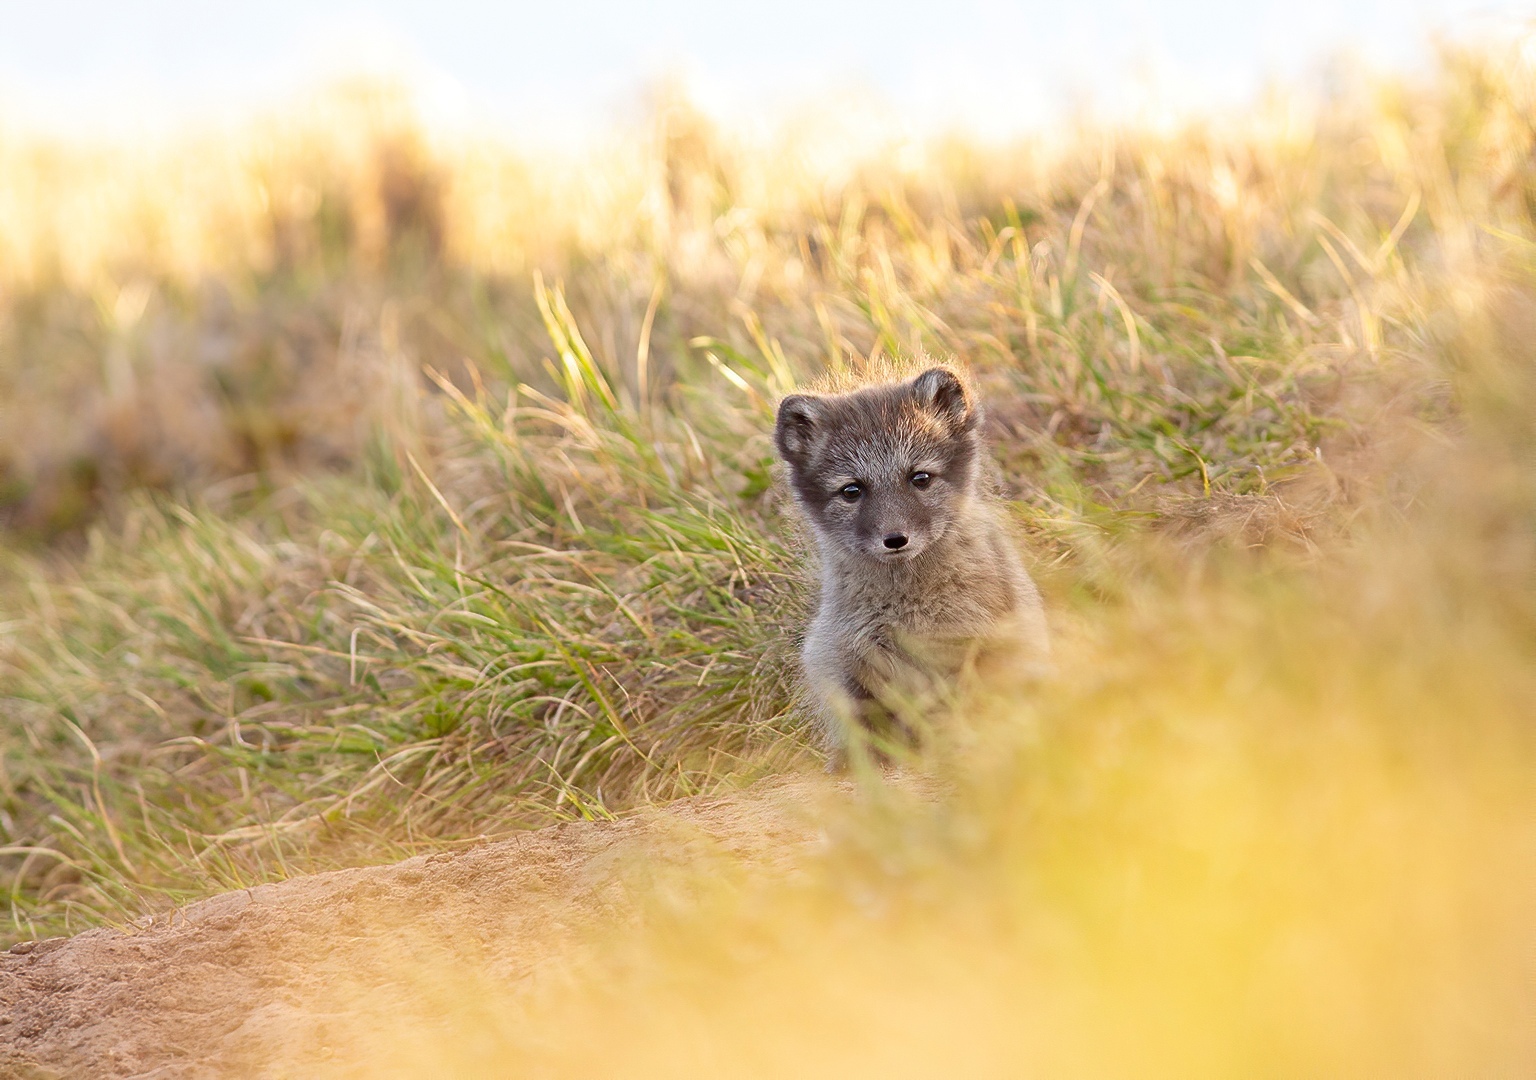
[775,365,1049,755]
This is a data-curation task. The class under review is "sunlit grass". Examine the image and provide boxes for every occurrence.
[0,34,1532,1075]
[354,511,1531,1079]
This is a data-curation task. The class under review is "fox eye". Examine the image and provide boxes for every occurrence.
[909,471,933,489]
[838,483,863,503]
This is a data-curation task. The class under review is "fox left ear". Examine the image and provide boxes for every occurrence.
[775,393,823,464]
[911,367,975,430]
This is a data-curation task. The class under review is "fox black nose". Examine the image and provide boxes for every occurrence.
[883,533,908,550]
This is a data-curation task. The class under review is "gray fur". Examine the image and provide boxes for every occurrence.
[775,366,1049,754]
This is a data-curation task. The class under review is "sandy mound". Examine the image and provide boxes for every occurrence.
[0,776,834,1078]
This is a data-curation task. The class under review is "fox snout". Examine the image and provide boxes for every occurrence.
[836,486,949,561]
[872,531,920,559]
[861,511,930,559]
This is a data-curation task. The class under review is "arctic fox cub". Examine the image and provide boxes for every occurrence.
[774,366,1048,754]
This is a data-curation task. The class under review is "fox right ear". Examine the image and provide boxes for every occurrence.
[775,394,821,462]
[911,366,975,430]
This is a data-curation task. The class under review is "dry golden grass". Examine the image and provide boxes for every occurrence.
[0,34,1532,1076]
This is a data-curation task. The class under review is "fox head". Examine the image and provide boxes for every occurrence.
[775,366,982,563]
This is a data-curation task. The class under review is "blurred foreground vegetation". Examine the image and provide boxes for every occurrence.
[0,38,1534,1076]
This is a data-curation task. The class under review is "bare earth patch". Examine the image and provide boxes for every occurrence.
[0,777,834,1078]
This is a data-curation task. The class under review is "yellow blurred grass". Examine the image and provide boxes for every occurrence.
[7,48,1531,536]
[0,34,1532,1076]
[300,469,1535,1077]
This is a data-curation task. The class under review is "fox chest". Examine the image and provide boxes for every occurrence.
[830,568,1007,652]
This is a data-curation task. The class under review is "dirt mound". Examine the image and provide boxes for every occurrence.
[0,777,833,1078]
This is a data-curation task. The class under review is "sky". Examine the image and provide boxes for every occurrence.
[0,1,1533,142]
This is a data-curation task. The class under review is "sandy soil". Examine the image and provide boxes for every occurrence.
[0,777,833,1078]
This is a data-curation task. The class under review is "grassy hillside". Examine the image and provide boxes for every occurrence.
[0,40,1533,1074]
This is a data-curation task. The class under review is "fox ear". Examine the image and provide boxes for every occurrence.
[911,367,974,430]
[775,394,822,463]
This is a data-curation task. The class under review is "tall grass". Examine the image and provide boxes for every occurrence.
[0,32,1533,986]
[341,443,1535,1077]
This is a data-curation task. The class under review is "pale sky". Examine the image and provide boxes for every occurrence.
[0,1,1532,141]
